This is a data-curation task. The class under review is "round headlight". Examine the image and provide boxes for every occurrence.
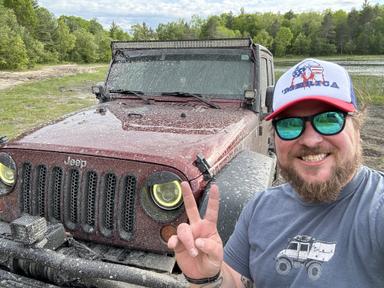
[0,162,15,186]
[151,180,183,210]
[0,153,17,195]
[141,171,184,220]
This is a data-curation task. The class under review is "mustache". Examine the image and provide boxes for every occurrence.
[293,147,334,158]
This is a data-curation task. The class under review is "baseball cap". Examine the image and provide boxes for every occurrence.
[265,58,357,121]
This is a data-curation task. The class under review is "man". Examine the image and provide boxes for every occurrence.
[168,58,384,287]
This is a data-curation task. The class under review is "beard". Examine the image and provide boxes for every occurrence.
[279,143,362,203]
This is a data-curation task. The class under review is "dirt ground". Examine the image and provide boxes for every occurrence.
[0,64,383,172]
[0,64,104,90]
[361,104,384,171]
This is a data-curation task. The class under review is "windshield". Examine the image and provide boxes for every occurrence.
[106,49,253,99]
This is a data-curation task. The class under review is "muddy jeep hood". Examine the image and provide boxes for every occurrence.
[8,101,257,179]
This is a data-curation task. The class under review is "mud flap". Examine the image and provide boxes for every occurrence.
[199,150,276,244]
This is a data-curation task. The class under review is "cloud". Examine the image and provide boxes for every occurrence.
[38,0,381,31]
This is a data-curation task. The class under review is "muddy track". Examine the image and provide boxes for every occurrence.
[0,64,104,90]
[361,105,384,171]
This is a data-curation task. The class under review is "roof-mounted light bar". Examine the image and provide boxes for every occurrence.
[112,38,253,50]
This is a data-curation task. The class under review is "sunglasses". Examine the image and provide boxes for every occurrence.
[272,111,348,141]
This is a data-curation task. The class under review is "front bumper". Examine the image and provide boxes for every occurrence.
[0,217,188,288]
[0,268,60,288]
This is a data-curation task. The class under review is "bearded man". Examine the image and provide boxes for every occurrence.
[168,59,384,288]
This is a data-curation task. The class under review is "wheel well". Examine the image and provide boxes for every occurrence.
[198,150,276,244]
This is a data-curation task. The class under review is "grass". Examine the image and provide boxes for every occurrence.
[351,75,384,106]
[0,65,108,140]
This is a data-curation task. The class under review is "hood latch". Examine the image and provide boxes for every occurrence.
[195,154,213,180]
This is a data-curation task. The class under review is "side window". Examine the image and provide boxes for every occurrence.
[288,242,298,250]
[300,244,309,252]
[267,59,274,86]
[260,57,268,111]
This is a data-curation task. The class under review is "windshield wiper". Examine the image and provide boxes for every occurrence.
[162,92,220,109]
[109,89,150,104]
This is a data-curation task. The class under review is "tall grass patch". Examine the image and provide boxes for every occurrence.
[352,75,384,106]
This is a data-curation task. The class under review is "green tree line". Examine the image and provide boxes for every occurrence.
[0,0,383,70]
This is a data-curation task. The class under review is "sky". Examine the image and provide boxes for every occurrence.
[38,0,384,32]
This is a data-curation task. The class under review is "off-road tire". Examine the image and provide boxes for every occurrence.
[307,262,322,280]
[275,258,292,275]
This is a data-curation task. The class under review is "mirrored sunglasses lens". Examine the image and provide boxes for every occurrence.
[314,111,345,135]
[276,118,304,140]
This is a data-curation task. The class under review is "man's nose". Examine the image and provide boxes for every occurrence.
[297,121,323,147]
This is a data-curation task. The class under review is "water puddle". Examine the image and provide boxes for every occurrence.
[275,59,384,76]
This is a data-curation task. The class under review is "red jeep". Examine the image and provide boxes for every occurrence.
[0,38,276,287]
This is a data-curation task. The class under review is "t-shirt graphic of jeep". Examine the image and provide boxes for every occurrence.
[275,235,336,281]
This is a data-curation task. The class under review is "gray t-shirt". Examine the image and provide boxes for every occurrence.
[224,166,384,288]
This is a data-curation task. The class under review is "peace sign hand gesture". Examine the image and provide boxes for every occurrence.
[167,181,223,280]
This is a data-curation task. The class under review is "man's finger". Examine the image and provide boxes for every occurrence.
[204,184,220,225]
[167,235,179,250]
[168,235,185,253]
[177,223,199,257]
[181,181,201,224]
[195,237,223,265]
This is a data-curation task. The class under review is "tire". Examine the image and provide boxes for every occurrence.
[307,262,322,280]
[275,258,292,275]
[199,150,276,244]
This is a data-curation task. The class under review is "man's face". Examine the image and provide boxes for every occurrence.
[274,101,362,202]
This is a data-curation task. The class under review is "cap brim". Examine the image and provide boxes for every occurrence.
[264,96,356,121]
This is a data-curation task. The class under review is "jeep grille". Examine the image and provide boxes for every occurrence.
[20,163,137,240]
[21,163,32,214]
[85,171,97,227]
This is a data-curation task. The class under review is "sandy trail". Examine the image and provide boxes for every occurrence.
[0,64,104,90]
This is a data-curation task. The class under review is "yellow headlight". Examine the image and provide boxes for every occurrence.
[0,162,15,186]
[152,180,183,210]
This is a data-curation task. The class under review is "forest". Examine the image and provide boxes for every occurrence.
[0,0,383,70]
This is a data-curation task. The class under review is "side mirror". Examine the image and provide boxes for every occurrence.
[244,89,259,110]
[91,82,108,102]
[265,86,274,113]
[244,89,261,112]
[0,136,8,145]
[244,90,256,100]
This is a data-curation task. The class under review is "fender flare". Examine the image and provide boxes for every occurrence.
[199,150,276,244]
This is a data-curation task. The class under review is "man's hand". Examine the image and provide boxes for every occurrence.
[167,182,223,279]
